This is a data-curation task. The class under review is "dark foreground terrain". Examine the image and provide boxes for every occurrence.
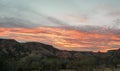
[0,38,120,71]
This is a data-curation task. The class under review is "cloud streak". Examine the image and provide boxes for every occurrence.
[0,26,120,52]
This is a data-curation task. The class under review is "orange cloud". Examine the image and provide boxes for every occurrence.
[0,27,120,52]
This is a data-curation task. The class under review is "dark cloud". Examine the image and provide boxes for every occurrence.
[0,16,69,28]
[0,17,36,28]
[0,0,69,28]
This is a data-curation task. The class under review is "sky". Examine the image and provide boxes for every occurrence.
[0,0,120,52]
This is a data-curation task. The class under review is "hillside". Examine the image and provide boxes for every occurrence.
[0,38,120,71]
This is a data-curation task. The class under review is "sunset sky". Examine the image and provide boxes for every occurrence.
[0,0,120,52]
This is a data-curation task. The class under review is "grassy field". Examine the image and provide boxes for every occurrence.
[60,68,120,71]
[94,68,120,71]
